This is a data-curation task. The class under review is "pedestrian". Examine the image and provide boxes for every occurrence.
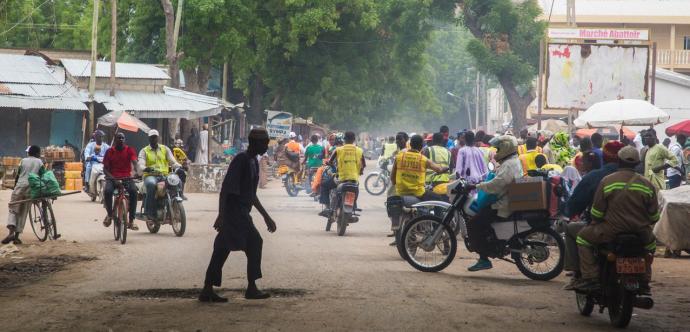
[667,134,687,189]
[196,124,209,165]
[642,129,678,191]
[455,131,487,185]
[186,127,199,163]
[199,128,277,302]
[2,146,46,244]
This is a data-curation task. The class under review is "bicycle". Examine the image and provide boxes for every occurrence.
[28,197,60,242]
[109,177,139,245]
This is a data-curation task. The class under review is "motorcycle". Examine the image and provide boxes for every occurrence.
[86,162,105,203]
[303,167,319,197]
[278,165,304,197]
[398,173,565,280]
[364,158,392,196]
[135,170,186,237]
[574,234,654,328]
[326,182,361,236]
[387,195,452,259]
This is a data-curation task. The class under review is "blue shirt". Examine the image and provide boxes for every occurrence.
[565,162,618,219]
[592,147,604,167]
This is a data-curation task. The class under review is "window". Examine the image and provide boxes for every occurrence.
[685,36,690,50]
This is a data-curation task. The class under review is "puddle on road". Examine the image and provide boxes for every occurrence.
[108,288,309,300]
[0,255,96,289]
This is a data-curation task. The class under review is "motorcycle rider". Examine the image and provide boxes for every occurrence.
[518,137,545,176]
[83,130,110,194]
[317,134,344,216]
[422,132,451,187]
[380,136,398,162]
[304,134,325,190]
[137,130,182,220]
[562,141,624,290]
[573,146,659,292]
[102,132,139,230]
[463,135,523,272]
[325,131,365,209]
[286,132,305,176]
[391,134,449,201]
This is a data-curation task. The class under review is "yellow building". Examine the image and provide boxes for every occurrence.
[540,0,690,73]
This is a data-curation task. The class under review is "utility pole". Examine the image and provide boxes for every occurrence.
[567,0,576,27]
[88,0,100,137]
[222,63,228,101]
[172,0,184,63]
[109,0,117,97]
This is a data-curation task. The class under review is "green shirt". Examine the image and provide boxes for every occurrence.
[305,144,325,168]
[644,144,678,191]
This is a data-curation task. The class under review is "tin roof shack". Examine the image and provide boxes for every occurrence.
[292,117,328,142]
[0,54,88,157]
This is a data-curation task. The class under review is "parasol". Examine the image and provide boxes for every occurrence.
[664,120,690,137]
[97,110,150,133]
[574,99,670,128]
[575,126,636,140]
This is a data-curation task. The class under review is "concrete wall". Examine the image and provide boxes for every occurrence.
[185,164,227,193]
[652,78,690,140]
[70,75,169,93]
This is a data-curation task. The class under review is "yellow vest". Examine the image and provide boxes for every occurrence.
[382,143,398,159]
[336,144,363,182]
[519,150,544,176]
[427,146,450,183]
[518,144,542,155]
[395,150,427,197]
[144,145,170,176]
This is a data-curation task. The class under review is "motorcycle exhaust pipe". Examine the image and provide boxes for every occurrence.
[634,297,654,310]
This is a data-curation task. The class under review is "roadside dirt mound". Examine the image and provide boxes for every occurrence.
[0,255,96,289]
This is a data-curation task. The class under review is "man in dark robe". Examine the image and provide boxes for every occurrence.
[199,128,277,302]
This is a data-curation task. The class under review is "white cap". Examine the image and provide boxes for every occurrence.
[148,129,159,137]
[289,132,297,138]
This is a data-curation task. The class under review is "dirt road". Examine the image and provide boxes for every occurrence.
[1,171,689,331]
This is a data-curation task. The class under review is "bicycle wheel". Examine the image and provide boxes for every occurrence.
[364,173,387,196]
[117,199,127,244]
[43,201,57,240]
[29,201,48,242]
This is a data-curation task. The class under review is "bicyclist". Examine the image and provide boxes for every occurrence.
[103,132,139,230]
[137,130,181,220]
[83,130,110,193]
[2,146,45,245]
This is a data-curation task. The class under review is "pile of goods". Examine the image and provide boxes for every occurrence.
[63,162,83,191]
[43,146,77,162]
[1,157,22,189]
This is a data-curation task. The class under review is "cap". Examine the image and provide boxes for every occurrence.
[289,132,297,138]
[148,129,159,137]
[618,146,640,164]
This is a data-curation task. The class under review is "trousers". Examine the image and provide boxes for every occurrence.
[577,222,655,279]
[7,186,30,233]
[466,207,498,258]
[204,223,263,287]
[103,180,138,221]
[143,176,158,217]
[564,221,586,272]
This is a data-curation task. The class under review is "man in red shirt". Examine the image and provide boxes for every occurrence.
[103,132,139,230]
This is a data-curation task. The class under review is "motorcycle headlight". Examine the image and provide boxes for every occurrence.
[166,174,181,187]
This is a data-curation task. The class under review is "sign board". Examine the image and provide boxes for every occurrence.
[546,44,649,109]
[266,110,292,139]
[548,28,649,41]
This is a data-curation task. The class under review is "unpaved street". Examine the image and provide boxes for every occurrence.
[1,171,689,331]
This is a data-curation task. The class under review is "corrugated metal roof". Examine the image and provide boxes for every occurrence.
[0,54,66,84]
[61,59,171,80]
[84,87,226,119]
[656,68,690,89]
[0,95,87,111]
[0,83,81,98]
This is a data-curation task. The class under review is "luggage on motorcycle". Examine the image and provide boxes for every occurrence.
[386,196,403,218]
[432,182,448,195]
[470,171,499,213]
[508,177,548,211]
[286,150,300,162]
[511,210,551,228]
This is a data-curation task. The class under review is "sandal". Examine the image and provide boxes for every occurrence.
[103,216,112,227]
[128,222,139,231]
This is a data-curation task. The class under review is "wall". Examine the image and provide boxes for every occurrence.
[652,78,690,140]
[185,164,227,193]
[70,75,169,93]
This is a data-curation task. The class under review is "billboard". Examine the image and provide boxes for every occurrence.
[266,110,292,139]
[546,44,649,109]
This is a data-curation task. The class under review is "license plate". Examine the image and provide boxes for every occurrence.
[344,192,356,207]
[616,257,646,274]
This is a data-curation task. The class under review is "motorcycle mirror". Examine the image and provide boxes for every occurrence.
[487,162,495,172]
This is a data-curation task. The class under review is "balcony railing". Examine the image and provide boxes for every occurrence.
[657,49,690,68]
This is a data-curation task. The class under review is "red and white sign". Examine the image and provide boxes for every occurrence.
[548,28,649,41]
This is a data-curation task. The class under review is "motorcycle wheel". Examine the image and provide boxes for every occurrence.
[608,285,635,328]
[146,220,161,234]
[512,227,565,281]
[400,215,457,273]
[285,176,299,197]
[336,208,347,236]
[97,180,105,203]
[170,200,186,237]
[576,292,594,316]
[326,213,334,232]
[364,173,387,196]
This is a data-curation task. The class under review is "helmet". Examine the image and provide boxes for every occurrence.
[490,135,518,162]
[334,133,345,146]
[289,132,297,139]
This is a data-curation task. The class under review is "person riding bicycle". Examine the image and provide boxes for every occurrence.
[83,130,110,193]
[463,135,523,272]
[103,132,140,231]
[2,146,46,245]
[391,134,449,201]
[380,136,398,164]
[422,132,452,188]
[137,130,181,220]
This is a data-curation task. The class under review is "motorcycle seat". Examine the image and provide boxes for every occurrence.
[402,196,421,208]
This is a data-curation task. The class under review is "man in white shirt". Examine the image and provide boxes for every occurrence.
[667,134,687,189]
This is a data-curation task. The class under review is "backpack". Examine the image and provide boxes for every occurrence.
[286,150,300,162]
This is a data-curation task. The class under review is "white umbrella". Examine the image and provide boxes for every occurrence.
[574,99,670,128]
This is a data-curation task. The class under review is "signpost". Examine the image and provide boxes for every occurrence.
[266,110,293,139]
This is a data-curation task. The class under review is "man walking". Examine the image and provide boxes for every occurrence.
[200,128,277,302]
[642,129,678,190]
[196,124,209,165]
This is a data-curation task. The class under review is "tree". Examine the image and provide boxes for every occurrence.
[456,0,545,131]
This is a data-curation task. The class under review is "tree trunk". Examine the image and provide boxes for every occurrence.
[161,0,180,88]
[196,63,211,94]
[182,68,199,93]
[498,76,533,132]
[270,91,282,110]
[248,74,264,125]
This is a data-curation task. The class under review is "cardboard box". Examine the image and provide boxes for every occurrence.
[65,171,81,179]
[508,179,548,211]
[65,179,75,191]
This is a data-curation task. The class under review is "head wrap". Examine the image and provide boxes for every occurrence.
[602,141,624,164]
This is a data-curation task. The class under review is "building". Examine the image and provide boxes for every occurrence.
[540,0,690,73]
[650,68,690,139]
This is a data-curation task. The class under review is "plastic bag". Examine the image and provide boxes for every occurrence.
[28,171,61,199]
[470,172,499,213]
